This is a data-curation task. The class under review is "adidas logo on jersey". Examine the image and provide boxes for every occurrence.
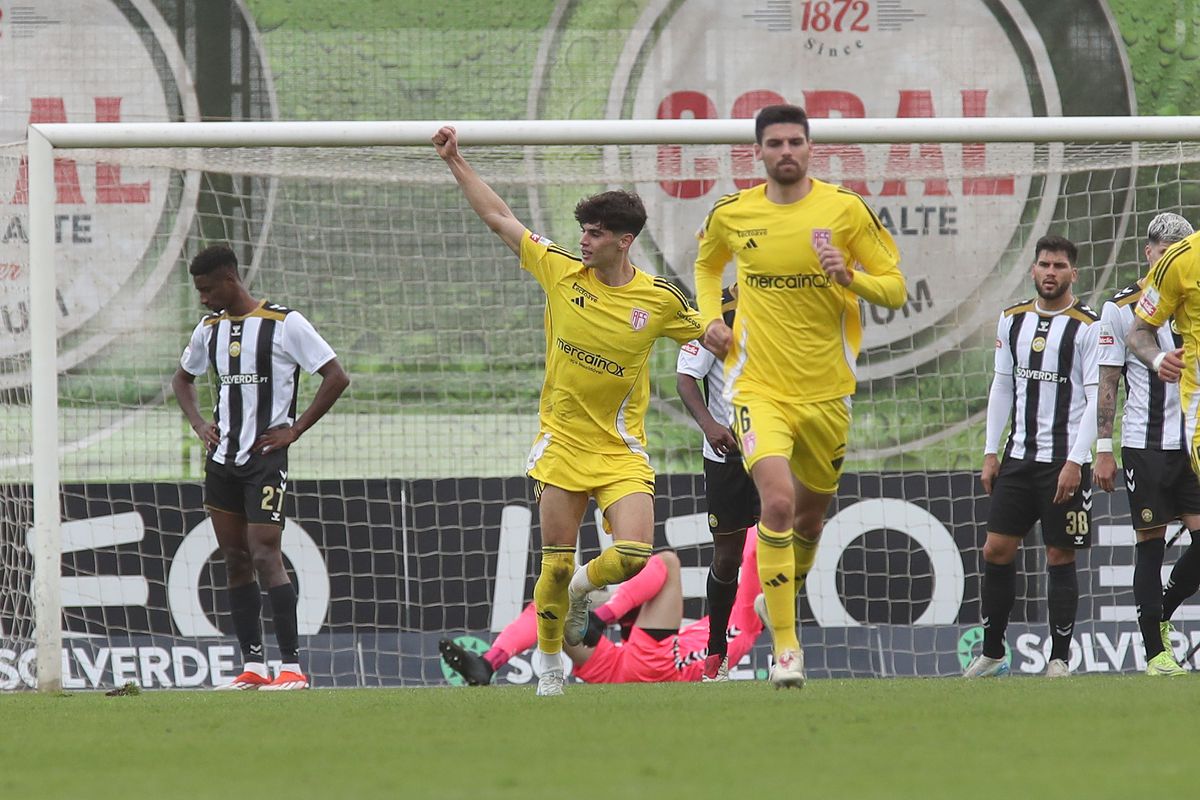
[744,238,759,249]
[571,296,586,308]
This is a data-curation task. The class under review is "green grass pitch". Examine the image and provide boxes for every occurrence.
[5,676,1197,798]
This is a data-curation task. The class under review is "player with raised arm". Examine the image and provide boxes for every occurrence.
[433,126,703,696]
[676,284,760,681]
[1095,213,1197,676]
[171,244,350,690]
[967,235,1100,679]
[440,534,764,686]
[1127,223,1200,666]
[693,104,904,689]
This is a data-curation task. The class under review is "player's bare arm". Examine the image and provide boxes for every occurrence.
[253,357,350,455]
[171,367,219,449]
[676,372,738,457]
[980,453,1000,495]
[432,125,525,255]
[1094,364,1120,492]
[1126,317,1184,383]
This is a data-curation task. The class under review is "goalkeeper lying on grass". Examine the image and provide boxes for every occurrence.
[441,532,764,685]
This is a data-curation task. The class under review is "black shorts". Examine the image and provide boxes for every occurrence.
[704,457,760,534]
[987,457,1092,549]
[204,450,289,527]
[1122,447,1200,529]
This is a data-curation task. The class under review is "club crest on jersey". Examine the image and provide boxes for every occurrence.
[742,431,757,456]
[630,308,649,331]
[1141,508,1154,523]
[228,341,242,357]
[1031,337,1046,352]
[811,228,832,248]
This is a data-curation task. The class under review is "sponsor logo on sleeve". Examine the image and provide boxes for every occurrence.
[1137,287,1160,318]
[1097,323,1115,347]
[529,233,553,245]
[682,341,700,356]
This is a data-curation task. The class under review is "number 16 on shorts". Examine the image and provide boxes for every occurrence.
[735,405,756,457]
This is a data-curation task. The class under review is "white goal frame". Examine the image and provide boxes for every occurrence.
[25,114,1200,691]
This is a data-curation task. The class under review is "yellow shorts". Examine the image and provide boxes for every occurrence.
[730,394,850,494]
[526,432,656,512]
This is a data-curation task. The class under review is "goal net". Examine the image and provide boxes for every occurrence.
[5,122,1200,690]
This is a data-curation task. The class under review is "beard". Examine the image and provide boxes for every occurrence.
[766,160,805,185]
[1036,281,1070,302]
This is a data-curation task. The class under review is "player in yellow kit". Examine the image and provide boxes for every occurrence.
[1130,230,1200,469]
[1128,230,1200,662]
[434,125,703,697]
[694,104,906,688]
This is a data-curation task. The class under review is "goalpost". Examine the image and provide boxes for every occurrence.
[12,116,1200,691]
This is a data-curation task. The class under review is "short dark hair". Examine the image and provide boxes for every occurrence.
[1035,234,1077,265]
[755,104,810,144]
[189,244,238,276]
[573,190,647,237]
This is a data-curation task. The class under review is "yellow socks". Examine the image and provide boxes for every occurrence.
[793,533,818,596]
[757,524,800,653]
[585,540,653,588]
[533,545,575,654]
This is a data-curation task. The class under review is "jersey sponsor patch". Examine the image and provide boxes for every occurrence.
[529,232,553,245]
[995,337,1003,350]
[682,341,700,356]
[1138,286,1160,318]
[811,228,832,248]
[1098,322,1115,347]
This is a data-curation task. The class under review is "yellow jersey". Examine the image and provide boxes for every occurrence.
[1135,231,1200,402]
[521,229,703,457]
[694,179,904,403]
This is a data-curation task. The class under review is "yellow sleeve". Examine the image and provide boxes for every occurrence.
[1135,239,1188,327]
[693,203,733,329]
[844,195,906,309]
[655,278,704,345]
[519,228,572,290]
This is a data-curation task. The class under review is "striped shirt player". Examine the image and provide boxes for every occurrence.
[1116,212,1200,675]
[968,234,1098,680]
[172,244,349,693]
[180,303,337,467]
[676,284,760,680]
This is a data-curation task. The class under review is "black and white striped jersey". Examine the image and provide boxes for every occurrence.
[992,299,1100,463]
[1098,283,1184,450]
[180,301,336,466]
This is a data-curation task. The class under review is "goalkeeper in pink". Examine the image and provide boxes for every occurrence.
[440,532,764,685]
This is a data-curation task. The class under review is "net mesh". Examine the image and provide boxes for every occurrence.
[4,133,1200,688]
